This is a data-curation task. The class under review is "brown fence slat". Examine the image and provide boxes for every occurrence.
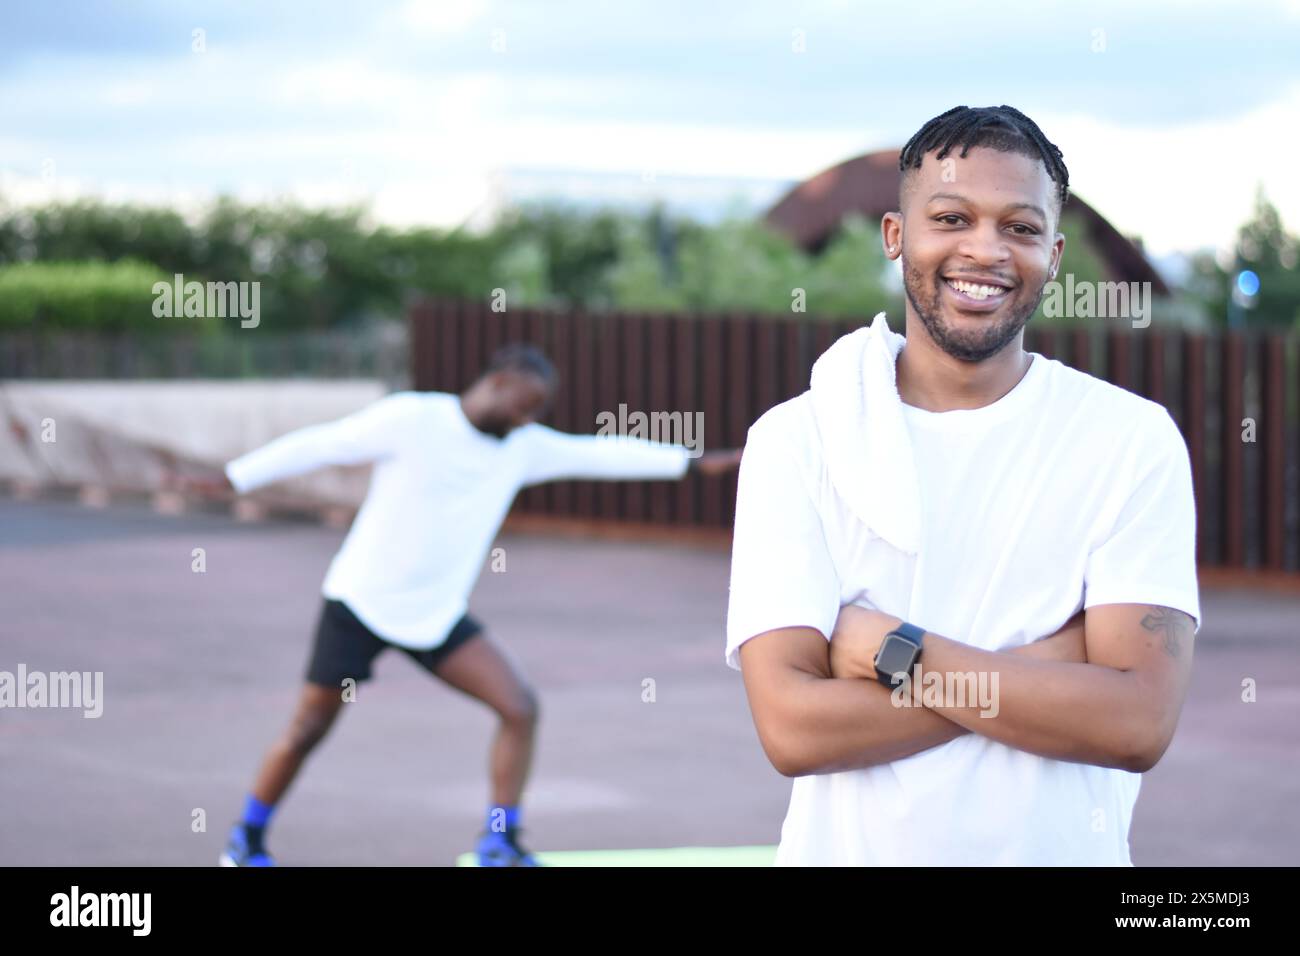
[813,318,837,367]
[700,316,725,528]
[1145,329,1166,407]
[782,319,803,403]
[592,314,619,521]
[1034,326,1057,362]
[1109,329,1132,392]
[569,311,597,518]
[672,314,700,526]
[1263,335,1286,570]
[549,309,573,516]
[754,317,779,419]
[646,314,673,524]
[518,308,546,514]
[724,314,754,528]
[1221,333,1245,567]
[1182,335,1209,564]
[1071,327,1091,375]
[460,301,481,390]
[619,312,647,522]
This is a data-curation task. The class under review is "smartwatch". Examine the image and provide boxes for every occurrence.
[874,622,926,689]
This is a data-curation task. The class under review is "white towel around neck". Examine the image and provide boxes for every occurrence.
[807,311,922,555]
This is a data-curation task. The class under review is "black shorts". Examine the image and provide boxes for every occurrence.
[305,599,483,688]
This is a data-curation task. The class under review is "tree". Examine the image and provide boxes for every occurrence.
[1233,187,1300,327]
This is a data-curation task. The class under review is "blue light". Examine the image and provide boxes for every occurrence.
[1236,270,1260,297]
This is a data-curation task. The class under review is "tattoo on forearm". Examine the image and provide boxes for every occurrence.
[1139,606,1193,659]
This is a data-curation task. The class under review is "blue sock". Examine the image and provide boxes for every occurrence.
[241,794,275,830]
[485,804,521,836]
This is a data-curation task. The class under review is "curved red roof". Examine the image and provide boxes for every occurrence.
[765,149,1168,295]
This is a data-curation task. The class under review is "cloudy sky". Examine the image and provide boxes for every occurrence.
[1,0,1297,258]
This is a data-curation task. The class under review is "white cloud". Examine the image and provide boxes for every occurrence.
[276,59,409,108]
[478,119,872,182]
[1,1,1297,255]
[100,81,156,108]
[388,0,491,36]
[1037,85,1300,256]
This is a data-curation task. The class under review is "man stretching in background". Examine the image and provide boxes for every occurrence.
[214,344,741,866]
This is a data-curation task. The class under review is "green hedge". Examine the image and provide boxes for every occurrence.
[0,260,220,332]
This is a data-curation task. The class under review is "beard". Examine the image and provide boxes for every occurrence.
[903,259,1047,363]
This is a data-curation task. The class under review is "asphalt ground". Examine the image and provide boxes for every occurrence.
[1,497,1297,865]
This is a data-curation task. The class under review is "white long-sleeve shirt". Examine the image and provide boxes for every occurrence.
[226,390,691,649]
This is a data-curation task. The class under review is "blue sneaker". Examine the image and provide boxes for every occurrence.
[476,827,540,867]
[219,823,276,867]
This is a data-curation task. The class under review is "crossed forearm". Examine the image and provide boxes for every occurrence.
[898,633,1153,770]
[768,669,968,775]
[770,640,1070,776]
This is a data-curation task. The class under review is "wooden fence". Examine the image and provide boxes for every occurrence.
[411,299,1299,574]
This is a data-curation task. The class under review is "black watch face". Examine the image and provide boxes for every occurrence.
[876,636,916,684]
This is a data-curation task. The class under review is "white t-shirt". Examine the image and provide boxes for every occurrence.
[726,336,1201,866]
[227,391,690,649]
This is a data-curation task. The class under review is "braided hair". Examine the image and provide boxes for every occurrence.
[899,105,1069,210]
[484,343,557,389]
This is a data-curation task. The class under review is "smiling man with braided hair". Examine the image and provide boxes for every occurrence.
[727,106,1200,866]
